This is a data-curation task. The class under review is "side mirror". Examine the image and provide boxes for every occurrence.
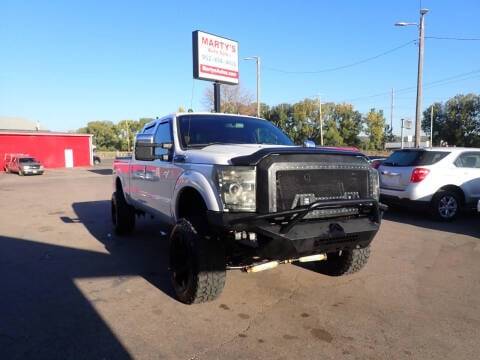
[134,134,174,161]
[303,140,316,148]
[135,134,156,161]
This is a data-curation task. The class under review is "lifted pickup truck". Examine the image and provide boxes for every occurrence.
[112,113,384,304]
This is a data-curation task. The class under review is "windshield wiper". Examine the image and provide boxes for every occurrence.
[186,142,233,149]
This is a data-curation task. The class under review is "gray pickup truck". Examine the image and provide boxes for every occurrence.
[112,113,384,304]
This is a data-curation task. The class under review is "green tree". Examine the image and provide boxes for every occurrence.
[422,94,480,147]
[332,103,362,146]
[364,108,386,150]
[78,121,118,150]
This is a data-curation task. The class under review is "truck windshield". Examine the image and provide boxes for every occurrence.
[177,115,294,149]
[19,158,36,163]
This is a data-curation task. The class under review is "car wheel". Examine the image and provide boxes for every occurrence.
[431,190,460,221]
[315,246,371,276]
[111,191,135,235]
[169,219,226,304]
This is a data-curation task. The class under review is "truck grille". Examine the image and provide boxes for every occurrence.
[275,169,369,212]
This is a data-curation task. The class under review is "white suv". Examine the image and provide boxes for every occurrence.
[379,148,480,220]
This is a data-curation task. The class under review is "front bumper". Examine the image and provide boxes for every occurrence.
[22,169,44,175]
[208,199,385,260]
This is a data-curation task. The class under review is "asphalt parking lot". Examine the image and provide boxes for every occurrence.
[1,164,479,360]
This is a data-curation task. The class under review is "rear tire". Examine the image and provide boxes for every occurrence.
[431,190,460,221]
[169,219,226,304]
[315,246,371,276]
[111,191,135,235]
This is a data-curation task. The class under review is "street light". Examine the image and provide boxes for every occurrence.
[244,56,261,117]
[395,8,429,148]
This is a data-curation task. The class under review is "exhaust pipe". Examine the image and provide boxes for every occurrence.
[245,261,279,273]
[298,254,327,263]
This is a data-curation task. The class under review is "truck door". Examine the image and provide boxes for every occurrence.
[129,123,157,207]
[144,120,181,224]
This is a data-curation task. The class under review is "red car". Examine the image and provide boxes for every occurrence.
[4,153,44,176]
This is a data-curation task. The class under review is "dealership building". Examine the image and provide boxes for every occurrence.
[0,117,93,171]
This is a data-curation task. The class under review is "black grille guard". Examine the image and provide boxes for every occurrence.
[229,199,388,234]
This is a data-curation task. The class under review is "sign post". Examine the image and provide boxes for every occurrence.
[213,82,221,112]
[192,30,239,113]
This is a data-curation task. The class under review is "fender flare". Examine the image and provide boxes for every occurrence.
[172,170,222,221]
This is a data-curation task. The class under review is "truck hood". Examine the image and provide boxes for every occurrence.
[182,144,294,165]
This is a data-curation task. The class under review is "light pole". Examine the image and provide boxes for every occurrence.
[245,56,261,117]
[395,8,429,148]
[317,95,324,146]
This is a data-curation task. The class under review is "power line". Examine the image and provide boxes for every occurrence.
[345,69,480,102]
[264,40,415,74]
[426,36,480,41]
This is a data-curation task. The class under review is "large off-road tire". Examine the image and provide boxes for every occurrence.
[431,190,460,221]
[111,191,135,235]
[315,246,371,276]
[169,219,226,304]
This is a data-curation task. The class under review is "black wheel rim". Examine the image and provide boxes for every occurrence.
[171,233,193,293]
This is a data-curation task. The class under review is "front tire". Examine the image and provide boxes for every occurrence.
[169,219,226,304]
[315,246,371,276]
[111,191,135,235]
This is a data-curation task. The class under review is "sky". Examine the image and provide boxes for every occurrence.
[1,0,479,135]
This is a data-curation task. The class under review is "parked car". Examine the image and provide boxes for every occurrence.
[112,113,384,304]
[4,154,44,176]
[379,148,480,221]
[367,156,387,169]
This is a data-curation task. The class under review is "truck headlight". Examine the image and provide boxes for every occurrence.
[216,166,256,212]
[369,169,380,201]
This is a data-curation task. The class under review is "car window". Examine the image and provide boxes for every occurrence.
[143,124,156,135]
[454,152,480,168]
[383,150,449,167]
[154,122,172,158]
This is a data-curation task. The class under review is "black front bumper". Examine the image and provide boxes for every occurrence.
[207,199,385,260]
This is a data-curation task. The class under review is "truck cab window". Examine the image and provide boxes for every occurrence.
[154,122,172,158]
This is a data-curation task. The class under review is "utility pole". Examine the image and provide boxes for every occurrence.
[390,88,394,132]
[256,57,260,117]
[414,9,429,148]
[318,95,323,146]
[395,8,429,148]
[125,120,131,152]
[245,56,261,117]
[401,118,405,149]
[430,105,434,147]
